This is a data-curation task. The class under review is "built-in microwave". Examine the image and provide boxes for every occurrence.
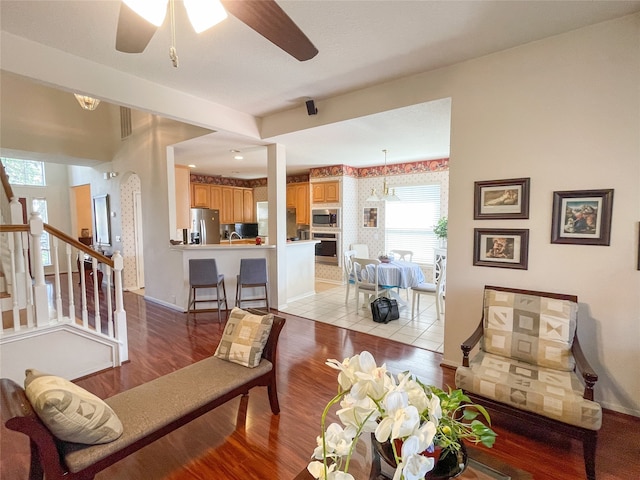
[311,208,340,228]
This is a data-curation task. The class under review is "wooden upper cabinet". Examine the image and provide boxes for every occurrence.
[191,183,210,208]
[312,181,340,203]
[243,189,254,222]
[175,166,191,229]
[209,186,222,211]
[221,187,234,224]
[286,185,296,208]
[232,188,244,223]
[295,183,309,224]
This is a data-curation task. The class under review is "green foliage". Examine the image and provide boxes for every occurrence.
[434,217,448,239]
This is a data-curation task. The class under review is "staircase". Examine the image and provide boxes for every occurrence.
[0,162,128,384]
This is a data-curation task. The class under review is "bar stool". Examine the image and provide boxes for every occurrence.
[187,258,228,322]
[235,258,269,311]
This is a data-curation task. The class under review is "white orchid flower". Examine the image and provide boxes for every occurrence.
[326,351,374,390]
[375,391,420,442]
[426,392,442,425]
[400,436,436,480]
[336,395,379,432]
[329,472,355,480]
[312,423,355,459]
[307,460,335,479]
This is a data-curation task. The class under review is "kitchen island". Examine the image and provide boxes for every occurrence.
[170,240,318,311]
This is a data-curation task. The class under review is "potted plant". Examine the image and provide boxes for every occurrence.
[434,217,447,248]
[308,351,496,480]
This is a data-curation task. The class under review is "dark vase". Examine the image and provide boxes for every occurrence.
[372,436,468,479]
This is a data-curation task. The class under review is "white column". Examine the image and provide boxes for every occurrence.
[266,144,287,309]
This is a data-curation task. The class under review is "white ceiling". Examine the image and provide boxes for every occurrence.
[2,1,639,178]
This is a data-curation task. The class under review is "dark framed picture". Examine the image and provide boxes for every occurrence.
[363,207,378,228]
[473,228,529,270]
[474,177,530,219]
[551,189,614,246]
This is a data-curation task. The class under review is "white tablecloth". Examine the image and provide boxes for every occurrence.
[364,260,425,289]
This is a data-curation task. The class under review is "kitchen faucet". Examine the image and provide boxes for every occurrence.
[229,231,242,244]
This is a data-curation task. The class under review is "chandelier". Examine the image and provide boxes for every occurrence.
[366,149,400,202]
[74,94,101,111]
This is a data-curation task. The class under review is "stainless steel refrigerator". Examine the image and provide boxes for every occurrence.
[190,208,221,244]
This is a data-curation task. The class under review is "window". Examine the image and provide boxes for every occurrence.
[2,158,46,186]
[31,198,51,267]
[384,185,442,264]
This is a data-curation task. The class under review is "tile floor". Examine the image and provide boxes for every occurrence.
[280,282,444,353]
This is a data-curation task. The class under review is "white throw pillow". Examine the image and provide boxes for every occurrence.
[24,369,123,444]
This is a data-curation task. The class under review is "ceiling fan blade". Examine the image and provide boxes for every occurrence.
[220,0,318,61]
[115,2,159,53]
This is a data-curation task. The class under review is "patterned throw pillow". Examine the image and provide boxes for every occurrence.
[214,307,274,367]
[24,369,123,444]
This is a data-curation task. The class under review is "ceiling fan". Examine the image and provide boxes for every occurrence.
[115,0,318,62]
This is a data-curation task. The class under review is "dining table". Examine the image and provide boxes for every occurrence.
[362,259,425,307]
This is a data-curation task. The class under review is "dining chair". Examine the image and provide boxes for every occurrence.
[352,258,392,313]
[390,249,413,262]
[235,258,269,312]
[187,258,228,322]
[343,249,357,304]
[411,259,446,321]
[350,243,370,259]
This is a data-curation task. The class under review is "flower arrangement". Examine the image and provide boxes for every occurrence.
[308,351,496,480]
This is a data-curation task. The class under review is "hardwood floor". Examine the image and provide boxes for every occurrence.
[1,291,639,479]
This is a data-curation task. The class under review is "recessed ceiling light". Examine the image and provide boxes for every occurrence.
[230,149,240,153]
[188,164,196,168]
[234,155,244,160]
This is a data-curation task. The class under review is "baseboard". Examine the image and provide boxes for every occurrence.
[143,295,185,312]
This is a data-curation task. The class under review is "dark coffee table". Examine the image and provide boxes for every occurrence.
[294,442,532,480]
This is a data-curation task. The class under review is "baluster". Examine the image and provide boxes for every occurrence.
[79,251,88,327]
[106,264,113,337]
[29,212,48,326]
[92,257,101,333]
[65,244,75,322]
[112,252,128,363]
[52,236,62,322]
[8,232,20,330]
[22,231,34,328]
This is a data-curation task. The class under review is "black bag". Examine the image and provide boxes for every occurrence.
[371,297,400,323]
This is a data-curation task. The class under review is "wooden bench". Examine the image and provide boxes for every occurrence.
[1,315,285,480]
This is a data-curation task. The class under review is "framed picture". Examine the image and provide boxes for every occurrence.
[363,207,378,228]
[474,177,530,219]
[551,189,614,246]
[473,228,529,270]
[93,194,111,246]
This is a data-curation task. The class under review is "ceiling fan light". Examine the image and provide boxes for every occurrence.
[74,94,101,111]
[123,0,168,27]
[184,0,228,33]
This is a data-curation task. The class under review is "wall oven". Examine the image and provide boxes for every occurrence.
[313,232,340,265]
[311,208,340,228]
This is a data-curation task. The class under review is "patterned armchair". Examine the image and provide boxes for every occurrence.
[455,286,601,480]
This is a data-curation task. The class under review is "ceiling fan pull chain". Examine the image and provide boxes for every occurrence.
[169,0,179,68]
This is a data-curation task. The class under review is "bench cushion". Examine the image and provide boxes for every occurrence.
[24,369,123,445]
[455,351,601,430]
[214,307,273,367]
[482,288,577,371]
[61,355,273,472]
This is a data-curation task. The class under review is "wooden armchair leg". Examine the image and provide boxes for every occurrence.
[584,432,597,480]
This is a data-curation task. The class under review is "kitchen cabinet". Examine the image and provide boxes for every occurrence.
[233,188,244,223]
[191,183,210,208]
[286,182,310,224]
[295,183,309,224]
[312,181,339,203]
[175,166,191,229]
[221,187,234,224]
[210,185,222,210]
[243,189,254,222]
